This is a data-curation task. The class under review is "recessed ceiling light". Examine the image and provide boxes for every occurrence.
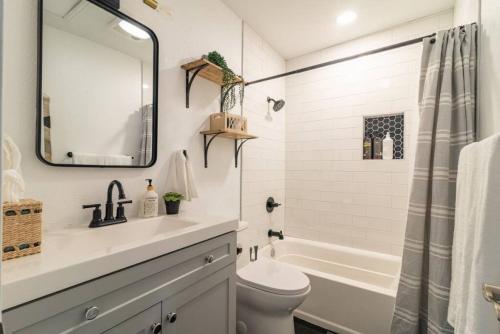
[118,20,150,40]
[336,10,357,26]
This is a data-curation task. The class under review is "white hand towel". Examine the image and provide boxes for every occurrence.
[2,135,25,203]
[104,154,133,166]
[3,134,21,170]
[448,133,500,333]
[72,153,132,166]
[165,150,198,201]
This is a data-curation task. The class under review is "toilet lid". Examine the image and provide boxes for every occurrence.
[237,258,310,295]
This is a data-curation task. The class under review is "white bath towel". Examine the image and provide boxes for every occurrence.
[165,150,198,201]
[448,133,500,333]
[71,153,132,166]
[2,135,25,203]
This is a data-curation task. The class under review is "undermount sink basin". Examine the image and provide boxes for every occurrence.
[46,216,199,255]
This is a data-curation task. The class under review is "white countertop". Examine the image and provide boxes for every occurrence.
[2,213,238,309]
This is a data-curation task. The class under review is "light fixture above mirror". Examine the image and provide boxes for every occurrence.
[336,10,358,26]
[118,20,151,40]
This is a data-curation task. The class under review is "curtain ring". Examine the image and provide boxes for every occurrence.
[430,38,436,44]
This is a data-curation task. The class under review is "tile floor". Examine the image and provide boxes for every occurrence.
[294,317,335,334]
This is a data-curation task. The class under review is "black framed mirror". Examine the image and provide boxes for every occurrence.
[36,0,159,168]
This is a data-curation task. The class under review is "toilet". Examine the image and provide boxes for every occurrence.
[236,257,311,334]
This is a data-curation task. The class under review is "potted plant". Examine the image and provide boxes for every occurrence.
[205,51,244,112]
[163,192,184,215]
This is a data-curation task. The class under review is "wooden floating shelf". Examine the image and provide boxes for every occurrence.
[181,58,244,86]
[200,130,257,140]
[200,130,258,168]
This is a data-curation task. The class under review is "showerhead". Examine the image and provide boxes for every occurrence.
[267,97,285,112]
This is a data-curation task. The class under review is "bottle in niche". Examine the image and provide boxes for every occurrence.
[138,179,158,218]
[363,136,373,159]
[383,132,394,160]
[373,137,383,159]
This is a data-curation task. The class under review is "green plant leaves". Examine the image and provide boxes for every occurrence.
[206,51,244,112]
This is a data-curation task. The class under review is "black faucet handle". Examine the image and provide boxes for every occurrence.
[116,200,133,221]
[83,204,103,228]
[266,197,282,213]
[83,203,100,209]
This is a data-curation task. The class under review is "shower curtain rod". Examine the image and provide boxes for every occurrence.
[245,33,436,86]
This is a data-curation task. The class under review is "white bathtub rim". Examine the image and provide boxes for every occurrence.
[273,237,401,263]
[273,257,397,298]
[262,237,401,298]
[278,252,395,280]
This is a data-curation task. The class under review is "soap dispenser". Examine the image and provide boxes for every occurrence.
[383,132,394,160]
[139,179,158,218]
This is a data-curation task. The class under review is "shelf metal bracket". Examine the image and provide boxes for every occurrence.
[220,83,239,113]
[203,132,222,168]
[185,63,209,108]
[234,139,250,168]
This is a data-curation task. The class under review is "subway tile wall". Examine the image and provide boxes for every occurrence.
[284,11,453,255]
[239,23,286,268]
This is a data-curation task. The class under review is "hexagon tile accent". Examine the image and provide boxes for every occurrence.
[364,114,404,159]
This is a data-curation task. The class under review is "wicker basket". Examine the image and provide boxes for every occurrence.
[2,199,42,261]
[210,113,247,134]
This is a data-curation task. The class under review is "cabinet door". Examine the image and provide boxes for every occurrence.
[103,303,162,334]
[163,265,236,334]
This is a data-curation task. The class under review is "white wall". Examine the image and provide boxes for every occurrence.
[477,0,500,139]
[43,25,145,163]
[453,0,479,25]
[284,12,453,256]
[2,0,243,230]
[454,0,500,140]
[238,23,286,268]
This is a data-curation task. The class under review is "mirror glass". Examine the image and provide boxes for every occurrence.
[38,0,157,167]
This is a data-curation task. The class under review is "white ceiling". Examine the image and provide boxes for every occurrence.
[44,0,153,62]
[222,0,455,59]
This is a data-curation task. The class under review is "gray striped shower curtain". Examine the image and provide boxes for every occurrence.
[391,23,477,334]
[139,104,153,165]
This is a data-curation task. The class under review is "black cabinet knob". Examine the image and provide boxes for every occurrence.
[166,312,177,323]
[151,322,162,334]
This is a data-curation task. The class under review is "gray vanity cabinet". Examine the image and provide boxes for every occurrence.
[3,232,236,334]
[163,265,236,334]
[103,303,162,334]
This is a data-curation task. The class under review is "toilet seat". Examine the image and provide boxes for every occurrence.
[237,258,310,295]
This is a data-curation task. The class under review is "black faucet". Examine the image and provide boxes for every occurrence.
[105,180,126,222]
[268,229,284,240]
[83,180,132,228]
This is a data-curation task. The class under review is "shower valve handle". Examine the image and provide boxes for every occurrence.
[266,197,281,213]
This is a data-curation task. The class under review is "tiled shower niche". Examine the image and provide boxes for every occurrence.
[364,114,404,159]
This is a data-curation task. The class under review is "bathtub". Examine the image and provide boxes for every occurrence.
[261,237,401,334]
